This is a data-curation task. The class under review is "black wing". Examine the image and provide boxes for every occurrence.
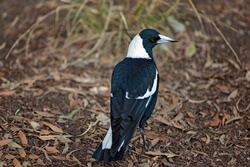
[110,58,158,157]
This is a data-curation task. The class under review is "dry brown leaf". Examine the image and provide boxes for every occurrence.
[210,112,220,127]
[150,138,160,147]
[96,113,109,126]
[45,145,60,154]
[0,151,3,158]
[29,154,39,160]
[171,94,179,104]
[172,112,184,122]
[52,155,68,161]
[188,99,206,104]
[62,143,69,154]
[145,151,178,158]
[200,137,207,142]
[187,111,195,118]
[35,111,54,118]
[5,154,15,160]
[155,116,173,127]
[38,135,55,141]
[0,161,7,166]
[0,90,16,96]
[227,89,238,102]
[10,126,20,132]
[0,139,12,146]
[18,130,28,145]
[30,121,41,130]
[57,135,72,143]
[18,148,26,158]
[69,93,79,109]
[42,121,63,133]
[40,129,51,135]
[215,84,230,94]
[146,133,170,141]
[36,158,44,165]
[13,158,21,167]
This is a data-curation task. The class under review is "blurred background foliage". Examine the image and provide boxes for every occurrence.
[25,0,197,63]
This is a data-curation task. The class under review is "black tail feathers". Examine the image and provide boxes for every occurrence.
[92,143,126,162]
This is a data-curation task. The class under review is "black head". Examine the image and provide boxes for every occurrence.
[126,28,177,59]
[138,28,177,58]
[139,29,160,50]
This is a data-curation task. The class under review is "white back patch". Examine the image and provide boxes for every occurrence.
[136,70,158,99]
[102,126,112,149]
[126,34,151,59]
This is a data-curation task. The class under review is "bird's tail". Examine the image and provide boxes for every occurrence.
[92,122,139,162]
[92,143,126,162]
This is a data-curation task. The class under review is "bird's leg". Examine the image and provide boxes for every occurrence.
[127,145,136,155]
[139,128,150,158]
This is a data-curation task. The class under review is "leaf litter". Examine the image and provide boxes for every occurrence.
[0,0,249,166]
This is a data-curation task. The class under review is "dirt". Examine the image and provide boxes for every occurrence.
[0,0,249,167]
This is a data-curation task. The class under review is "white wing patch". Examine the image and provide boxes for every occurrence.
[118,140,125,152]
[145,96,152,108]
[102,126,112,149]
[136,70,158,99]
[125,92,130,99]
[126,34,151,59]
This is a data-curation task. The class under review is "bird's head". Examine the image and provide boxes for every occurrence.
[127,28,177,59]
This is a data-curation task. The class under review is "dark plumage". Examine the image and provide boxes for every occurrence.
[92,29,176,162]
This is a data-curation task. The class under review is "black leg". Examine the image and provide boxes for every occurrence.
[139,128,150,158]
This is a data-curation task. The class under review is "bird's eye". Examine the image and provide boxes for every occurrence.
[149,37,160,43]
[149,37,157,43]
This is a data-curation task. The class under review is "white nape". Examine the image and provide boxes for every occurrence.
[102,126,112,149]
[118,140,125,152]
[111,93,113,97]
[136,70,158,99]
[126,34,151,59]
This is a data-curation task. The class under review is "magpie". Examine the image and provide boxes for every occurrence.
[92,29,177,162]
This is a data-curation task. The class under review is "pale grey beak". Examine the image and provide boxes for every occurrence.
[157,34,177,44]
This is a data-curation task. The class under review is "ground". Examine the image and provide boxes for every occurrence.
[0,0,249,166]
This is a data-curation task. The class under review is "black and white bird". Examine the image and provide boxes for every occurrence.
[92,29,177,162]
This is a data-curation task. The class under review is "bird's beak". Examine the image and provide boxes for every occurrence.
[157,34,178,44]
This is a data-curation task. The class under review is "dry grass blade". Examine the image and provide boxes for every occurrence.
[76,122,92,137]
[188,0,204,31]
[5,4,76,59]
[204,16,241,66]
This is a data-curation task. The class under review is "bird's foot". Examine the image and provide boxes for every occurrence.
[139,143,151,159]
[127,145,136,155]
